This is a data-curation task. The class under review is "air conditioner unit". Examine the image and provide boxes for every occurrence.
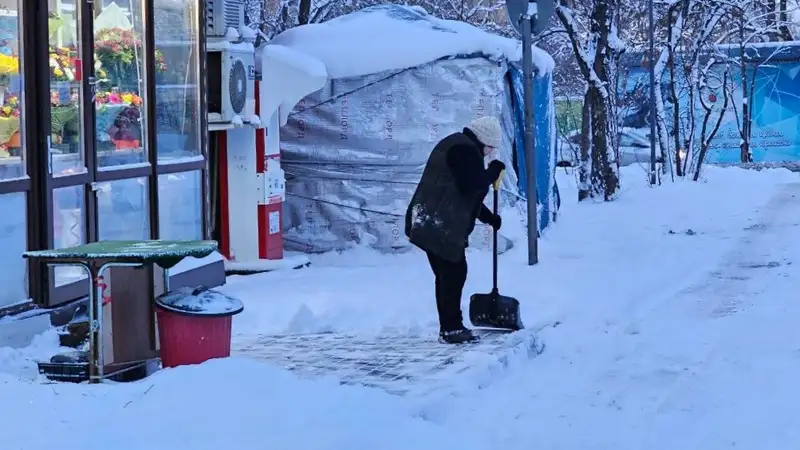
[207,47,256,124]
[207,0,245,38]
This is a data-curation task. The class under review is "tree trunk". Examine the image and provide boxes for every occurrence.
[556,1,620,201]
[588,0,620,200]
[739,21,752,163]
[578,90,592,201]
[668,47,682,176]
[298,0,312,25]
[779,0,793,40]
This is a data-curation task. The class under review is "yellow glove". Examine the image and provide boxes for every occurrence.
[493,169,504,190]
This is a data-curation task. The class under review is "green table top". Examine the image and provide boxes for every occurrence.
[23,240,218,269]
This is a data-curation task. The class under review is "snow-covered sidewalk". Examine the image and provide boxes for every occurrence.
[444,174,800,449]
[2,165,800,449]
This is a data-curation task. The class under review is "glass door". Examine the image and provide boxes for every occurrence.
[92,0,151,243]
[47,0,152,304]
[0,0,30,309]
[47,0,94,301]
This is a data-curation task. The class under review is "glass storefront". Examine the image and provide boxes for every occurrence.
[155,0,202,163]
[0,0,209,310]
[52,184,86,287]
[94,1,148,169]
[97,177,150,240]
[47,4,85,176]
[0,192,27,307]
[0,2,23,180]
[0,0,26,307]
[158,170,202,240]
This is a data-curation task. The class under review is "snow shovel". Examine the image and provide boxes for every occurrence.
[468,170,524,331]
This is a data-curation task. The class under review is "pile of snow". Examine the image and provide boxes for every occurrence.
[270,4,554,79]
[1,358,494,450]
[259,43,327,79]
[0,329,70,380]
[257,43,328,126]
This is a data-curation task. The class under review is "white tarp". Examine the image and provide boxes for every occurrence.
[272,5,556,254]
[280,57,520,254]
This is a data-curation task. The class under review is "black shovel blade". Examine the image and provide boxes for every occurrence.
[468,292,524,331]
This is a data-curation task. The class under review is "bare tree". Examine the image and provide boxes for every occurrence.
[693,58,730,179]
[639,0,797,179]
[257,0,510,37]
[412,0,510,34]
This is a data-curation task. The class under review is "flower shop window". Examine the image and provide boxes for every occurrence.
[0,1,29,309]
[46,3,152,173]
[154,0,202,163]
[47,9,86,176]
[93,3,149,169]
[153,0,206,240]
[91,3,149,170]
[46,3,90,290]
[0,3,23,178]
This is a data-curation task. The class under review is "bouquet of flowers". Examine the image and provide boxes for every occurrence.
[97,90,143,143]
[96,91,143,107]
[94,28,166,88]
[50,46,77,82]
[0,54,19,86]
[0,94,20,118]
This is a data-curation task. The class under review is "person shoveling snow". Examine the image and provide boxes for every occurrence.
[405,116,505,344]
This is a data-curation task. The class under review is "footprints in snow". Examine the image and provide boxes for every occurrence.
[738,261,785,269]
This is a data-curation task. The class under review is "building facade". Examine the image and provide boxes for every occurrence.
[0,0,220,315]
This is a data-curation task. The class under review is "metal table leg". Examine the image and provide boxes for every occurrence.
[86,262,145,384]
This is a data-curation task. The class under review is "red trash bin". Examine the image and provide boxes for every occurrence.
[155,287,244,368]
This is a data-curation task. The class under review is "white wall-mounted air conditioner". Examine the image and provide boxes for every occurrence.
[207,0,245,38]
[207,47,256,124]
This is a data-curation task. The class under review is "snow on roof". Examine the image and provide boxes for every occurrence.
[269,4,555,80]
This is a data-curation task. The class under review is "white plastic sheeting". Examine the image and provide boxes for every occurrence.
[280,57,520,254]
[274,4,557,254]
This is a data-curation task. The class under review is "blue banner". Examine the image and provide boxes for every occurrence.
[620,47,800,163]
[509,65,559,229]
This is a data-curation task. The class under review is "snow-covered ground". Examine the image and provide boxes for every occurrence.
[3,165,800,449]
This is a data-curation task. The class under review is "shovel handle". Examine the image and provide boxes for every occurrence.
[492,170,503,292]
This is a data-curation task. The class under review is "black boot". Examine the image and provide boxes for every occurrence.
[439,327,480,344]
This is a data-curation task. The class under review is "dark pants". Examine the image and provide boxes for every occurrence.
[426,251,468,332]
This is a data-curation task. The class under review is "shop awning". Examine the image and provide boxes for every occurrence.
[259,44,328,126]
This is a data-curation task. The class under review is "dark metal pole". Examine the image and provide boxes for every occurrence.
[648,0,657,184]
[522,7,539,265]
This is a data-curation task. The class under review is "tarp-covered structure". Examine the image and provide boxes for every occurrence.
[270,4,560,254]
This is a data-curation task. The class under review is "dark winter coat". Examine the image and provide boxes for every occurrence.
[405,128,499,262]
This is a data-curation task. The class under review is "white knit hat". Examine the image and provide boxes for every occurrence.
[467,116,502,149]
